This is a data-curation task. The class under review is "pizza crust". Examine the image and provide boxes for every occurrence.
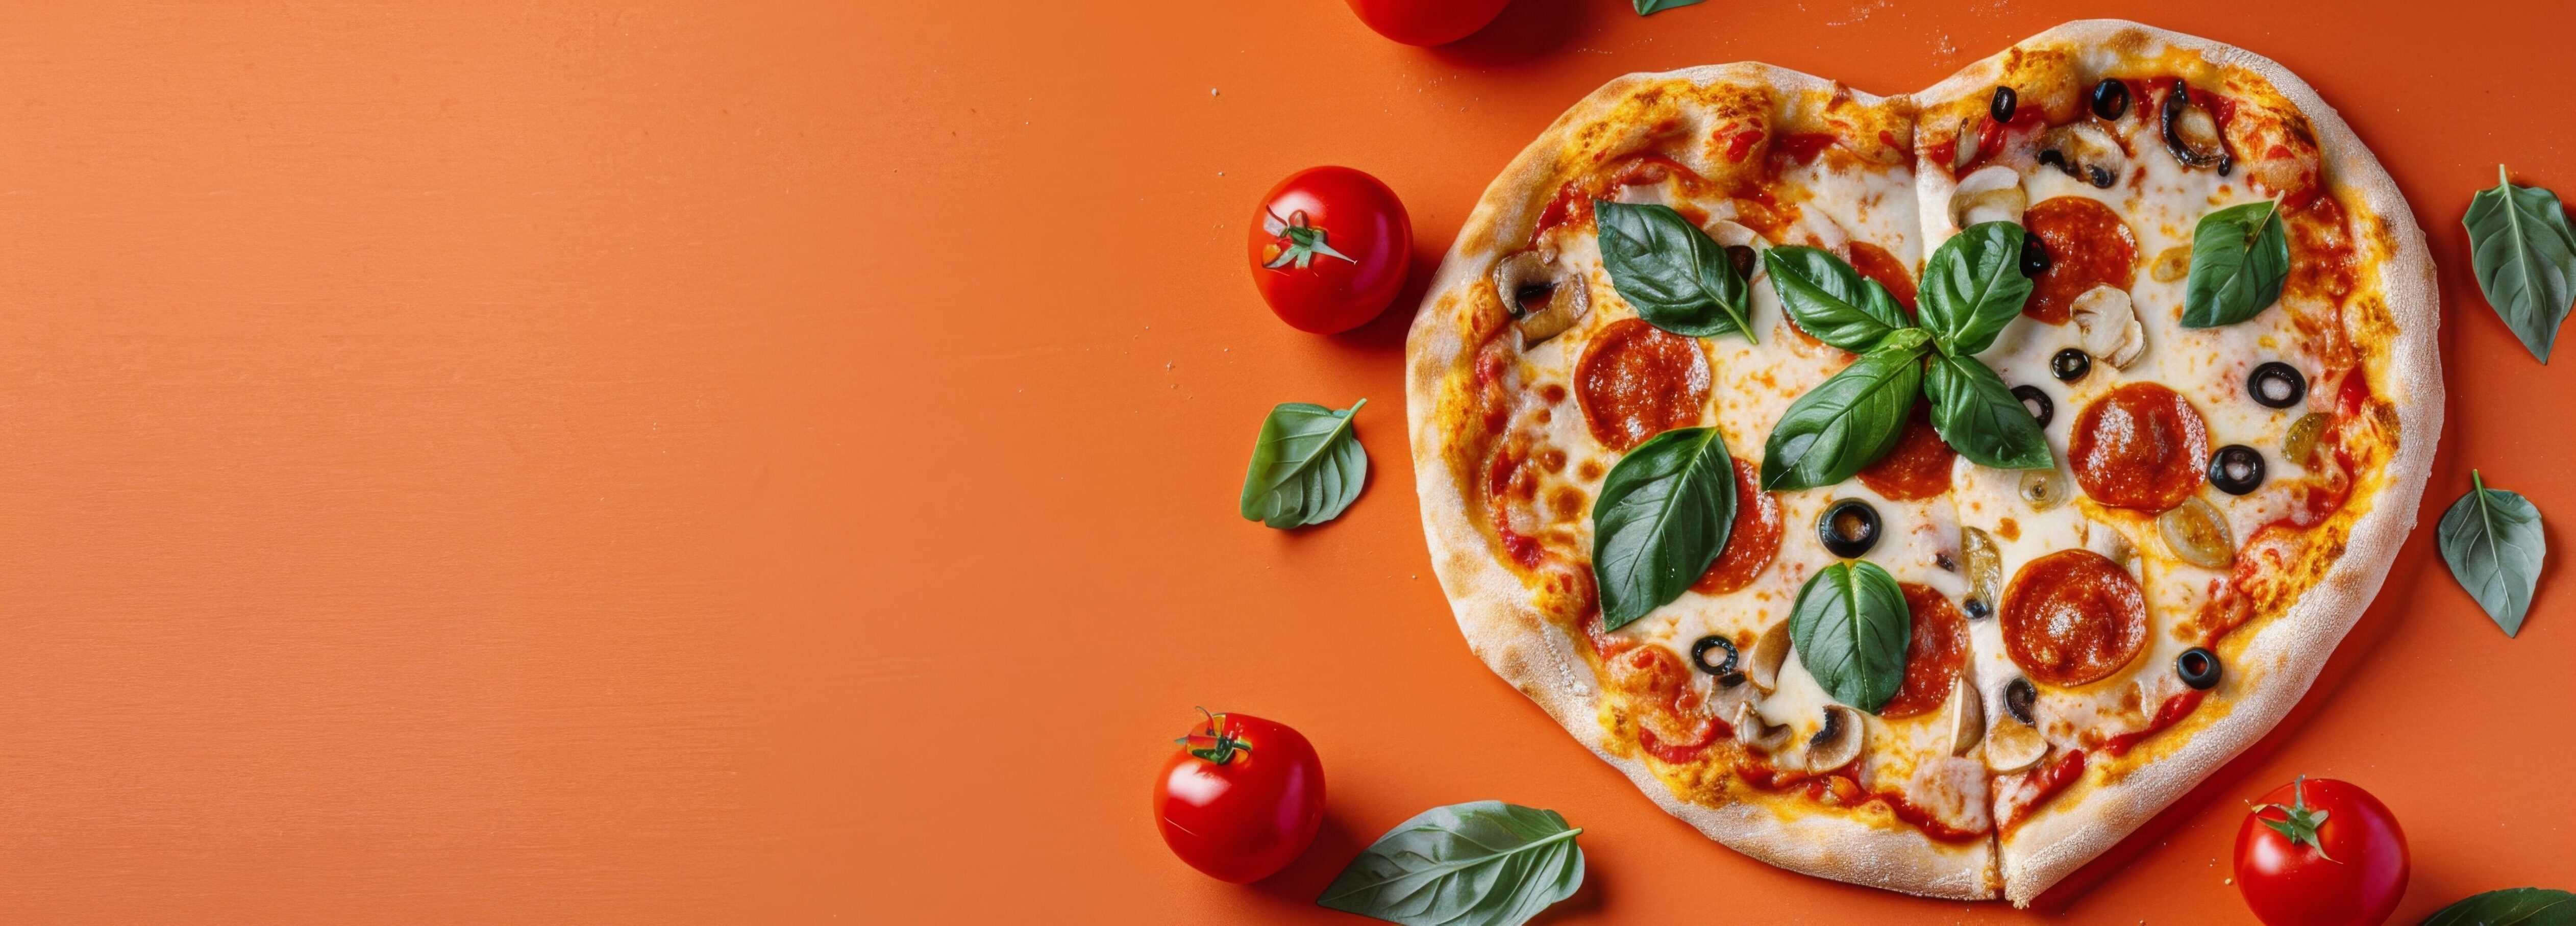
[1403,22,2439,905]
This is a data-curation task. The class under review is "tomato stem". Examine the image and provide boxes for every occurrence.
[1180,707,1254,765]
[2256,774,2338,863]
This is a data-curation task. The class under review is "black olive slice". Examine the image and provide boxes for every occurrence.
[1818,498,1880,559]
[2247,362,2306,409]
[2209,444,2266,495]
[1963,596,1992,620]
[2020,235,2052,278]
[2161,79,2233,172]
[2177,647,2222,690]
[2004,677,2038,724]
[2085,164,2115,189]
[1991,85,2018,123]
[1717,671,1746,688]
[2051,348,2091,382]
[2013,385,2053,428]
[1691,635,1739,675]
[2091,78,2130,120]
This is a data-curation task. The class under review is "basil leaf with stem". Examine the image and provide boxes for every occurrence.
[2419,888,2576,926]
[1594,200,1754,340]
[1238,398,1369,529]
[1917,221,2035,356]
[1633,0,1706,13]
[1764,245,1910,352]
[2182,198,2290,328]
[1592,426,1737,631]
[2438,469,2546,637]
[1788,561,1911,713]
[1317,801,1584,926]
[2464,165,2576,362]
[1760,344,1923,491]
[1923,353,2052,470]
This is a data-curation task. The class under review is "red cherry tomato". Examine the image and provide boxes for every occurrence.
[2234,776,2410,926]
[1153,710,1325,883]
[1341,0,1514,46]
[1248,166,1411,334]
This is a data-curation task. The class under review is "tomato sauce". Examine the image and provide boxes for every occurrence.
[2003,749,2088,833]
[1775,131,1835,165]
[2101,689,2207,758]
[1738,763,1989,842]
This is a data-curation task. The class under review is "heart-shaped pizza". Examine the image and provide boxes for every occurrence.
[1403,20,2438,904]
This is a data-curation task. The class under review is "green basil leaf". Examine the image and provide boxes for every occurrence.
[1317,801,1584,926]
[2421,888,2576,926]
[2464,165,2576,362]
[1595,200,1754,340]
[1759,346,1922,491]
[1238,398,1368,529]
[2182,199,2290,328]
[1787,561,1911,712]
[1632,0,1706,13]
[1917,221,2034,356]
[1593,427,1737,631]
[2438,470,2546,637]
[1763,245,1911,352]
[1923,354,2052,470]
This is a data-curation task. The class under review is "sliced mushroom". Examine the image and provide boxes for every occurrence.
[2161,80,2233,172]
[1948,165,2027,230]
[1960,526,2001,620]
[1985,712,2049,773]
[1805,705,1866,772]
[1744,620,1793,692]
[1950,116,1981,173]
[1945,675,1984,757]
[1732,700,1794,754]
[1491,249,1592,346]
[2070,285,2146,369]
[2036,121,2127,189]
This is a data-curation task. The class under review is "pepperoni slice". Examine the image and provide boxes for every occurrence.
[1846,241,1918,315]
[2022,196,2137,324]
[1576,318,1711,452]
[2001,549,2148,687]
[1877,584,1969,719]
[1693,457,1781,594]
[2069,382,2211,511]
[1857,402,1956,501]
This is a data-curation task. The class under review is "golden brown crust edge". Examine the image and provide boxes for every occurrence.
[1916,20,2442,906]
[1403,62,1996,900]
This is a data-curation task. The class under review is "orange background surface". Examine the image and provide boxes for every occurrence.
[0,1,2567,922]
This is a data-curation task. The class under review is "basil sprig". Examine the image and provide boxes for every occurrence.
[1760,222,2051,490]
[1317,801,1584,926]
[1762,246,1909,351]
[2438,470,2546,637]
[1595,200,1754,341]
[2182,198,2290,328]
[2421,887,2575,925]
[1238,399,1369,529]
[1761,346,1922,491]
[2464,165,2576,362]
[1592,427,1738,630]
[1917,221,2035,356]
[1788,561,1911,712]
[1924,353,2053,469]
